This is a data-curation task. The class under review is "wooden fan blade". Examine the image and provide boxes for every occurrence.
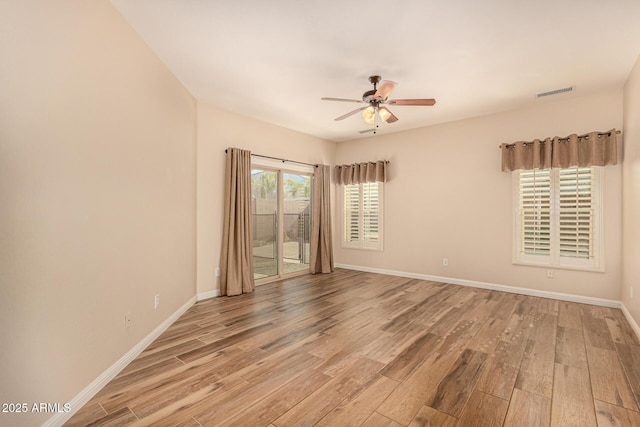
[374,80,397,100]
[321,97,365,103]
[380,107,398,123]
[388,98,436,106]
[335,106,367,121]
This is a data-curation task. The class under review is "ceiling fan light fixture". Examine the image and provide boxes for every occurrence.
[379,107,391,122]
[362,106,375,124]
[322,75,436,127]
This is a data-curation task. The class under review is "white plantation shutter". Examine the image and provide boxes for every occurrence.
[514,166,601,270]
[558,168,594,260]
[362,183,380,244]
[343,182,383,249]
[519,169,551,256]
[344,184,360,243]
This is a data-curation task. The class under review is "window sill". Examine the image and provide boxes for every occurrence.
[512,260,604,273]
[342,244,384,252]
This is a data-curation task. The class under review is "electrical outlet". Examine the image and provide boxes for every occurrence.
[124,312,132,329]
[546,270,554,279]
[215,267,221,277]
[154,294,160,309]
[442,258,449,267]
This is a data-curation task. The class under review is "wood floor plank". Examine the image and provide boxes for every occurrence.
[436,319,484,356]
[96,346,244,413]
[585,345,638,410]
[71,407,137,426]
[381,287,455,333]
[550,363,597,427]
[555,326,588,369]
[93,356,185,401]
[364,320,440,365]
[194,357,322,426]
[476,311,532,400]
[316,375,399,427]
[581,310,616,351]
[527,313,558,345]
[407,405,457,427]
[425,348,487,417]
[536,298,559,315]
[614,343,640,405]
[65,270,640,427]
[380,332,441,381]
[119,338,205,375]
[361,412,404,427]
[489,292,523,321]
[607,309,640,346]
[558,302,582,329]
[456,390,509,427]
[273,357,384,426]
[143,322,212,353]
[316,327,391,378]
[515,339,555,398]
[63,402,108,427]
[128,347,268,418]
[177,322,275,363]
[377,348,464,425]
[594,399,640,427]
[257,316,338,353]
[126,374,249,426]
[235,348,320,383]
[503,388,551,427]
[172,417,203,427]
[466,317,509,354]
[223,368,331,426]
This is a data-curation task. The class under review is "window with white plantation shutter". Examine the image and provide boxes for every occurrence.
[513,166,602,271]
[343,182,383,250]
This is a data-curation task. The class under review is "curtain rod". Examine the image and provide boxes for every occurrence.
[336,160,390,165]
[225,149,318,168]
[499,129,621,149]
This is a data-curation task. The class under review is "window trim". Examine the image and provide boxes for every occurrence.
[341,181,384,251]
[512,166,604,272]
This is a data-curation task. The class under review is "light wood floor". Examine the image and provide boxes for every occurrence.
[66,269,640,426]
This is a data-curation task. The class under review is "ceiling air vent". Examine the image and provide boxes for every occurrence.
[536,86,574,98]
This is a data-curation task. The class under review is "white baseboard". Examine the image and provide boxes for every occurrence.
[44,296,197,427]
[197,289,221,301]
[621,303,640,342]
[335,263,621,308]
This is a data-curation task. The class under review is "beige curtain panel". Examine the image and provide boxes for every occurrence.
[335,160,388,185]
[220,147,255,296]
[501,129,618,172]
[310,165,334,274]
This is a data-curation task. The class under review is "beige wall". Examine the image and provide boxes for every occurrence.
[196,102,335,296]
[335,91,623,301]
[622,55,640,328]
[0,2,197,426]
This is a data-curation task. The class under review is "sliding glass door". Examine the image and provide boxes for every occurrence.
[251,169,279,280]
[283,173,311,275]
[251,167,311,282]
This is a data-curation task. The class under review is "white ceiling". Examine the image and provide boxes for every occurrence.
[111,0,640,142]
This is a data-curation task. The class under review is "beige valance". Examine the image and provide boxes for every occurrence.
[335,161,388,185]
[501,129,618,172]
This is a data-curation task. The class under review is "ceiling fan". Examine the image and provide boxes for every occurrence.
[321,75,436,132]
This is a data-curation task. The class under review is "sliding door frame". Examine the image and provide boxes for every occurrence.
[252,158,313,286]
